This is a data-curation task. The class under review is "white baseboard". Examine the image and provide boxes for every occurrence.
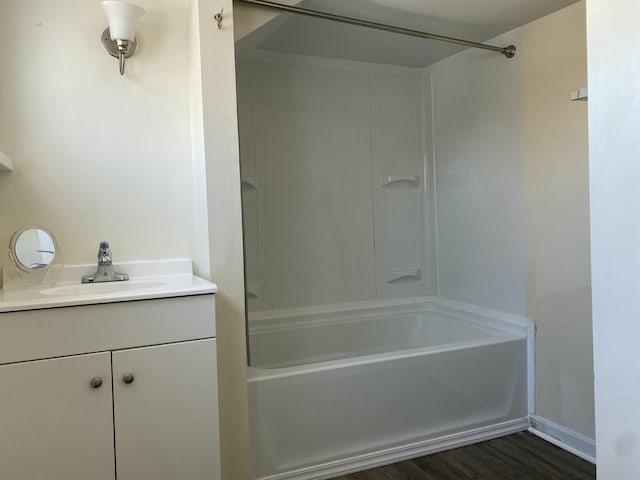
[527,319,535,416]
[528,415,596,464]
[256,418,529,480]
[254,416,594,480]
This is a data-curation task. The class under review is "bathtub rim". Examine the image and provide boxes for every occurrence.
[248,296,529,337]
[247,332,525,380]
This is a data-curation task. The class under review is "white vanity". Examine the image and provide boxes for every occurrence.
[0,257,220,480]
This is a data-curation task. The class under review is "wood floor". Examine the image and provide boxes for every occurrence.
[331,433,595,480]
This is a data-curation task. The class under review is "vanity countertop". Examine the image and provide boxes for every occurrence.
[0,259,217,313]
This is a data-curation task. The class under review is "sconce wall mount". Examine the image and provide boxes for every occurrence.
[101,1,145,76]
[101,28,138,75]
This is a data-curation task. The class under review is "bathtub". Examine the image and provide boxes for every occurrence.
[247,298,529,480]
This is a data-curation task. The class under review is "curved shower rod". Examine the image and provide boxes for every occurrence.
[237,0,517,59]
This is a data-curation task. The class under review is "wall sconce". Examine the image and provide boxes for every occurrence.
[101,1,145,76]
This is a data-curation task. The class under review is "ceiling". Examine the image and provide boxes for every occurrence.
[236,0,581,67]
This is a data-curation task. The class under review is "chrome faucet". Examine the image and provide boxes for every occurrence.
[82,241,129,283]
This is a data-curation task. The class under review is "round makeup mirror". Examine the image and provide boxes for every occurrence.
[9,226,58,272]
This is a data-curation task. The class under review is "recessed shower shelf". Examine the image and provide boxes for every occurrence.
[242,177,258,190]
[380,176,420,188]
[246,283,261,298]
[0,151,14,172]
[386,268,421,284]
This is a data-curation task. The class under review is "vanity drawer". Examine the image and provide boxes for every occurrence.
[0,294,215,365]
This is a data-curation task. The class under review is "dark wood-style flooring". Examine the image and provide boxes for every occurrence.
[331,432,595,480]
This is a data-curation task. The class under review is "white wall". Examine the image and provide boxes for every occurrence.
[426,2,593,440]
[587,0,640,476]
[0,0,196,278]
[191,1,252,477]
[237,58,433,312]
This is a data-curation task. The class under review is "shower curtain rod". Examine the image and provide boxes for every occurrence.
[237,0,517,59]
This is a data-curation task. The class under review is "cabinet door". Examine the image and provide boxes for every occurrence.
[113,339,220,480]
[0,352,115,480]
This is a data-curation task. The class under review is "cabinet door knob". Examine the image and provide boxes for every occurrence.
[122,373,135,384]
[90,377,103,389]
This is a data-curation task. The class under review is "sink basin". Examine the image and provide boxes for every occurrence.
[0,259,218,314]
[40,281,164,297]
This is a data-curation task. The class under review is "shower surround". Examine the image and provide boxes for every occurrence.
[237,40,531,480]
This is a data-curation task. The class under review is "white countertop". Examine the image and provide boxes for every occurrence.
[0,259,217,313]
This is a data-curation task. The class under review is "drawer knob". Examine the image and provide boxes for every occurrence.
[123,373,135,384]
[90,377,103,389]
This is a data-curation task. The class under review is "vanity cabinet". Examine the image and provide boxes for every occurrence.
[0,352,115,480]
[0,294,220,480]
[113,339,219,480]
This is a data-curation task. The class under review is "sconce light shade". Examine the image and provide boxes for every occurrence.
[102,1,144,40]
[100,1,145,75]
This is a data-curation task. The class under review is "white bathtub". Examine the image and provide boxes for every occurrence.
[247,299,529,480]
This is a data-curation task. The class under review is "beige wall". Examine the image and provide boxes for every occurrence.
[0,0,196,277]
[521,1,593,439]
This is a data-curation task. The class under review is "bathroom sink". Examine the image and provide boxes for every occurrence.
[0,259,217,313]
[40,281,164,297]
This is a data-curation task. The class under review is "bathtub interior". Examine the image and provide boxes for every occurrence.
[248,300,523,369]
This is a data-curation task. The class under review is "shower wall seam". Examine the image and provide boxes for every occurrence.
[417,71,430,296]
[414,75,429,298]
[367,72,379,298]
[426,69,441,298]
[252,63,267,310]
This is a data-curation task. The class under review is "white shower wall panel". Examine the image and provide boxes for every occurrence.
[248,62,377,309]
[370,73,432,298]
[237,59,433,311]
[427,30,526,316]
[254,105,376,308]
[237,62,269,309]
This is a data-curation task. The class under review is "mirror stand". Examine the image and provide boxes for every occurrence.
[3,226,63,290]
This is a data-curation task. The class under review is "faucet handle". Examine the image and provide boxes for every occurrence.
[98,241,113,265]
